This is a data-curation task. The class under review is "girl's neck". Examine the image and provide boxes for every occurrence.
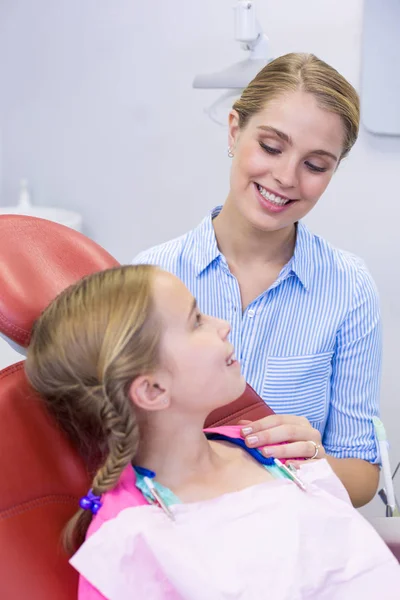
[213,199,296,268]
[134,414,223,490]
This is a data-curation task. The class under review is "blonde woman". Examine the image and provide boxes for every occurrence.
[25,266,398,599]
[134,53,380,507]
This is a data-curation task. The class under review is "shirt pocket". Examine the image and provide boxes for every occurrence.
[262,352,334,424]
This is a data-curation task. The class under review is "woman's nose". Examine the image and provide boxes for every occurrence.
[273,157,298,189]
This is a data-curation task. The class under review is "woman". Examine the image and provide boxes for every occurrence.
[134,53,381,507]
[25,265,398,599]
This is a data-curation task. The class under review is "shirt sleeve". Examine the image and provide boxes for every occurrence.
[322,261,382,463]
[132,249,159,266]
[132,235,186,274]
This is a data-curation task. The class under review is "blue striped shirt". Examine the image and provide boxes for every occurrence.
[134,206,381,463]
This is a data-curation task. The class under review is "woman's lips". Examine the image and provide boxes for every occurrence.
[254,183,296,214]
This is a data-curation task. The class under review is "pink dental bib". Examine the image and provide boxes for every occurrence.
[71,459,400,600]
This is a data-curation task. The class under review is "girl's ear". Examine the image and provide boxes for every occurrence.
[129,373,170,411]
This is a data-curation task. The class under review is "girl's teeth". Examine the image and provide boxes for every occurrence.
[257,184,289,206]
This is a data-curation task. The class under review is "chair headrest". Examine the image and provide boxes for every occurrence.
[0,215,119,347]
[0,332,26,357]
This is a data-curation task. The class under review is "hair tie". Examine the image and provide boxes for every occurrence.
[79,489,102,514]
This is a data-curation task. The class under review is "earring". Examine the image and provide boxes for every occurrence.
[227,147,234,158]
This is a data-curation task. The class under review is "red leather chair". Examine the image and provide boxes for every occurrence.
[0,216,119,600]
[0,215,272,600]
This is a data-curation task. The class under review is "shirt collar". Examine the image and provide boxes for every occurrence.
[190,206,314,290]
[190,206,223,276]
[289,221,314,291]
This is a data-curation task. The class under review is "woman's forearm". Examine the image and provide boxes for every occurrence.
[325,456,379,507]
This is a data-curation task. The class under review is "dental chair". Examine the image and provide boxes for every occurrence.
[0,215,273,600]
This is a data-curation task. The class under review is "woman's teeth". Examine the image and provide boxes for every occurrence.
[257,184,290,206]
[226,355,236,366]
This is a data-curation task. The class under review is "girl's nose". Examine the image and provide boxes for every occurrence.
[217,318,231,340]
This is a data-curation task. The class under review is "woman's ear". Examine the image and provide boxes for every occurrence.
[129,374,170,411]
[228,109,240,152]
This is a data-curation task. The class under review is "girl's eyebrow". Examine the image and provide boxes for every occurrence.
[187,298,197,321]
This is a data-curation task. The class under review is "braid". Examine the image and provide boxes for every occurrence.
[25,264,161,555]
[63,382,139,553]
[92,383,139,494]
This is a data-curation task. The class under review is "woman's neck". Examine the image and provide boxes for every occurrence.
[134,413,223,490]
[213,199,296,268]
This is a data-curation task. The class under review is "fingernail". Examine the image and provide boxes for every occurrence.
[242,426,253,435]
[246,435,259,445]
[263,448,273,456]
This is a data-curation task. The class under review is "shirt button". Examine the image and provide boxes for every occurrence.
[248,309,255,318]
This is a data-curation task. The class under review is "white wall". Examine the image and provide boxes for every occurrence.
[0,1,399,514]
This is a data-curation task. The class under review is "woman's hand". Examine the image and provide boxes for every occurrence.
[240,414,326,462]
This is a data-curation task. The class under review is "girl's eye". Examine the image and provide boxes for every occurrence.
[305,161,327,173]
[259,142,281,155]
[195,313,203,327]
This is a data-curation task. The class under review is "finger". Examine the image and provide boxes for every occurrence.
[261,441,325,460]
[245,424,321,447]
[241,414,310,435]
[237,419,252,426]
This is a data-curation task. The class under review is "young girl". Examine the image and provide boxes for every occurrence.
[25,265,399,599]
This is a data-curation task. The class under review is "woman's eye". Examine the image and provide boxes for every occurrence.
[259,142,281,155]
[305,161,327,173]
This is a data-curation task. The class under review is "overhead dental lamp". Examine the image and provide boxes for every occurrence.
[193,1,272,125]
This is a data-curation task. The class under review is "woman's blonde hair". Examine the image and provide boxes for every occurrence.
[233,52,360,160]
[25,264,161,552]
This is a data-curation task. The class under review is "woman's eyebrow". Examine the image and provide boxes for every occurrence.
[257,125,291,144]
[257,125,338,161]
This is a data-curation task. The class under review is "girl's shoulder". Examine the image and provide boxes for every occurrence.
[86,466,148,538]
[86,426,239,537]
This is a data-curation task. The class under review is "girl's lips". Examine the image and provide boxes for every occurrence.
[228,359,239,367]
[226,351,238,367]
